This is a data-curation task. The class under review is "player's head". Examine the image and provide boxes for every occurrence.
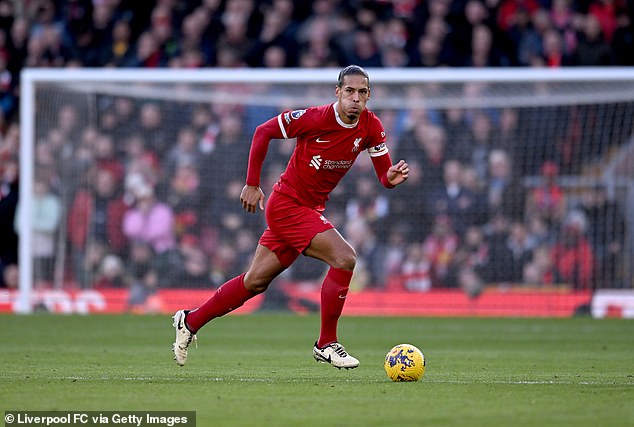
[335,65,371,124]
[337,65,370,88]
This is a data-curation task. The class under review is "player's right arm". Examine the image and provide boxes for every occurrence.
[241,116,285,213]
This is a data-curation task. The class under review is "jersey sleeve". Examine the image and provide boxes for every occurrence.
[366,113,389,158]
[277,108,312,139]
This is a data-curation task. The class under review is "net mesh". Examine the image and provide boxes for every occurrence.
[22,70,634,313]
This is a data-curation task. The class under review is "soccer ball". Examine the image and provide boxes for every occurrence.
[384,344,425,382]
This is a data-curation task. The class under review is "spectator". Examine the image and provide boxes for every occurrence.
[165,234,212,288]
[7,17,29,76]
[612,7,634,65]
[105,18,134,67]
[0,156,18,287]
[163,126,201,177]
[513,7,553,66]
[537,28,575,67]
[122,180,176,255]
[446,225,490,296]
[388,160,430,242]
[1,262,17,289]
[550,211,594,289]
[523,244,554,286]
[497,0,541,33]
[571,13,614,65]
[121,30,165,68]
[399,243,432,292]
[397,122,447,193]
[526,160,567,230]
[506,221,537,283]
[345,175,389,231]
[67,167,127,287]
[93,254,127,289]
[423,214,459,287]
[382,225,409,285]
[164,162,202,240]
[93,132,125,185]
[14,175,61,286]
[343,218,384,289]
[467,25,505,67]
[344,29,382,67]
[137,102,173,157]
[428,159,484,236]
[580,185,626,288]
[588,0,619,43]
[486,149,526,222]
[126,240,160,311]
[466,110,496,182]
[484,212,515,283]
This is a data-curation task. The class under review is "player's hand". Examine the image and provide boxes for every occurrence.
[240,185,265,213]
[387,160,409,186]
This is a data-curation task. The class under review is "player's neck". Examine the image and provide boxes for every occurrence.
[333,102,359,128]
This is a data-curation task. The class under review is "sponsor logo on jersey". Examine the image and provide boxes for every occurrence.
[352,137,362,152]
[291,109,306,119]
[283,112,291,124]
[323,159,353,170]
[309,155,353,170]
[316,137,330,143]
[310,155,322,169]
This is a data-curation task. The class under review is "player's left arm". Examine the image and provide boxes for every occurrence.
[371,151,409,188]
[366,115,408,188]
[242,116,284,212]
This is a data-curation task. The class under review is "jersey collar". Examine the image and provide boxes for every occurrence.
[333,102,359,129]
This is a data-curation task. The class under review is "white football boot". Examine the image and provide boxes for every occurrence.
[313,342,360,369]
[172,310,197,366]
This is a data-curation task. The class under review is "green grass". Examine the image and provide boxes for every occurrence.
[0,314,632,427]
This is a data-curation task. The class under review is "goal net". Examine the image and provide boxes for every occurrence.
[12,67,634,315]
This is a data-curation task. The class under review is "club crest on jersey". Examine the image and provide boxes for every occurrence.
[352,137,362,152]
[290,109,306,120]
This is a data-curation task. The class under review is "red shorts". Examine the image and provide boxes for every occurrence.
[259,190,334,267]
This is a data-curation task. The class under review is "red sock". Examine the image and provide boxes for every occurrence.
[317,267,353,348]
[185,273,254,333]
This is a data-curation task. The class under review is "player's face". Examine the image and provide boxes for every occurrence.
[336,74,370,124]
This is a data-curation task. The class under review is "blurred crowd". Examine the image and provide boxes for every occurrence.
[1,0,633,300]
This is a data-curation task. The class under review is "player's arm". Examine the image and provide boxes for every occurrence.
[241,116,284,213]
[370,149,409,188]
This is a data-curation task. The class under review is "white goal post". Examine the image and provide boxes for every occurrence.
[16,67,634,314]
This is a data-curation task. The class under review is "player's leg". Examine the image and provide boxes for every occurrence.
[185,243,285,330]
[304,228,360,369]
[173,244,286,366]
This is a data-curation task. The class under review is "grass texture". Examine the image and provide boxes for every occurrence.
[0,313,632,427]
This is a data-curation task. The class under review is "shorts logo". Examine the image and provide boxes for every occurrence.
[291,109,306,119]
[310,155,322,169]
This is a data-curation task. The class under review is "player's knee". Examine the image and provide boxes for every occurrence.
[332,249,356,271]
[243,273,271,294]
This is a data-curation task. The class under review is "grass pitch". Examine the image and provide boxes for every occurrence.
[1,313,632,427]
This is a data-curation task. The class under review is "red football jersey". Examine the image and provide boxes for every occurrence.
[273,102,388,211]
